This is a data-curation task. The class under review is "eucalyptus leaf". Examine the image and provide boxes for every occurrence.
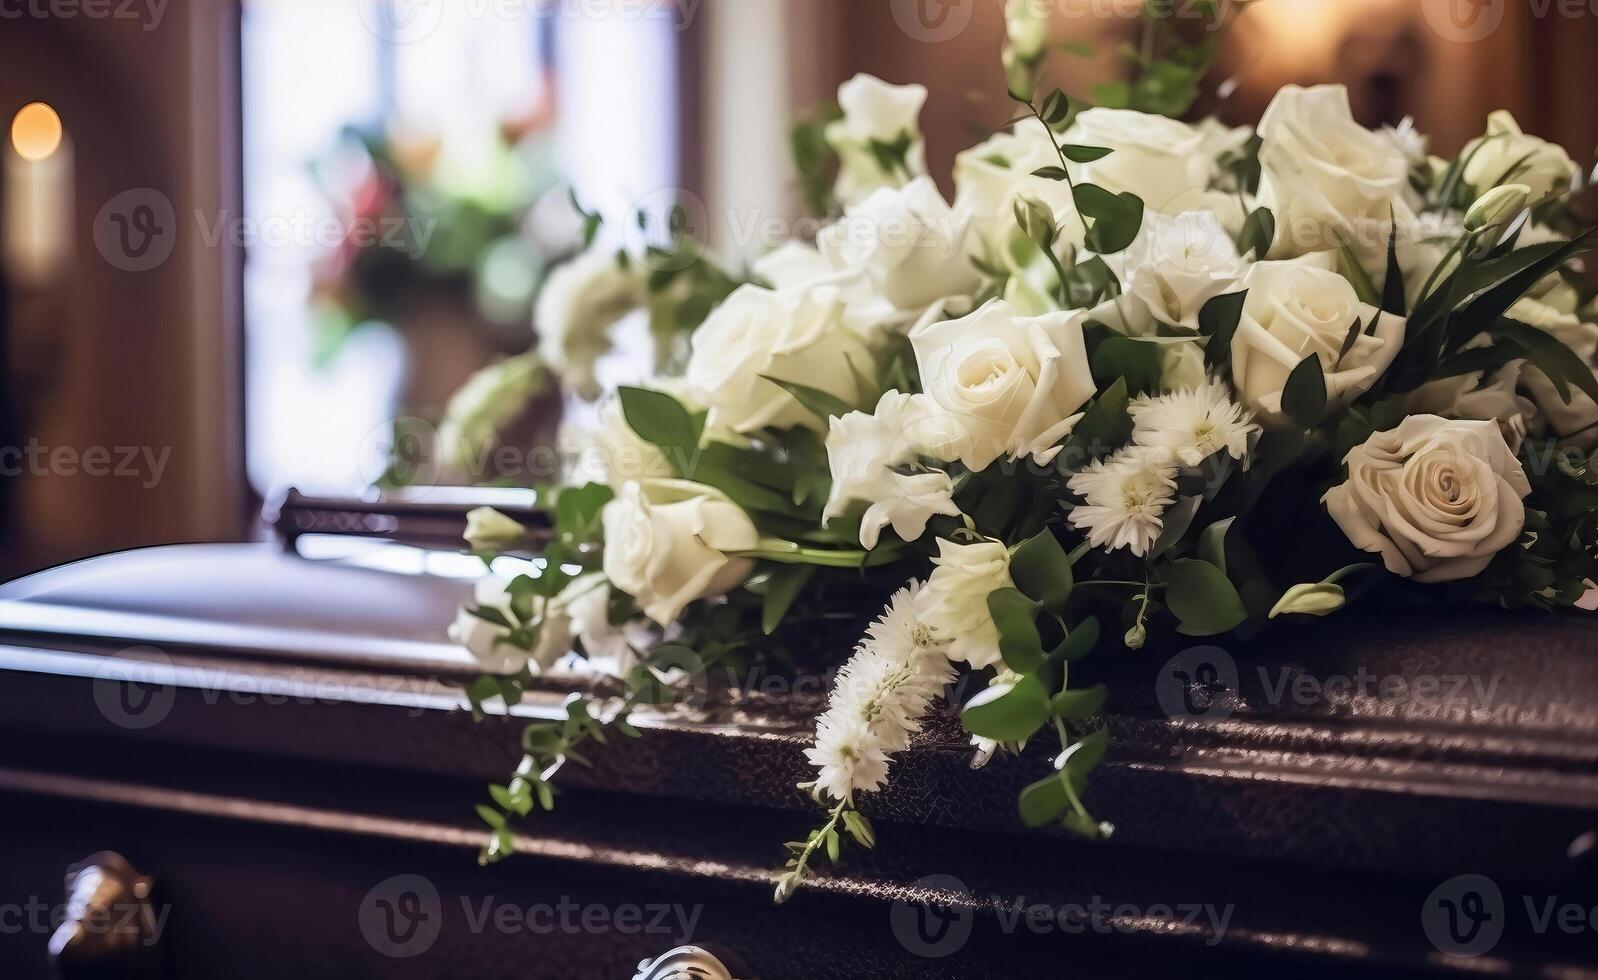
[962,674,1050,742]
[988,588,1045,673]
[1010,531,1074,609]
[1165,558,1248,635]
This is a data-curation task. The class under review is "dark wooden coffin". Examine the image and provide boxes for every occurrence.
[1,492,1596,979]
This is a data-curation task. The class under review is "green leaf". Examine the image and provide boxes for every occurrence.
[1031,165,1070,181]
[761,564,815,636]
[1074,183,1144,254]
[1281,354,1328,429]
[1380,217,1407,316]
[1238,207,1274,260]
[1041,89,1071,128]
[1052,616,1100,663]
[962,674,1050,742]
[1019,774,1071,828]
[1165,558,1249,635]
[1488,319,1598,406]
[1010,531,1074,610]
[475,804,505,829]
[1197,518,1235,575]
[1061,144,1113,164]
[1334,233,1380,306]
[1057,378,1132,467]
[1050,683,1108,720]
[988,588,1044,673]
[1199,290,1248,372]
[1091,335,1163,397]
[842,810,877,848]
[1148,494,1202,561]
[1063,728,1110,792]
[618,386,701,464]
[760,375,856,423]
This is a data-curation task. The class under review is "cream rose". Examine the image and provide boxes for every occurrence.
[913,538,1015,670]
[1064,108,1214,214]
[601,480,759,627]
[449,576,572,675]
[1099,209,1248,334]
[819,176,980,311]
[1255,85,1411,257]
[953,120,1084,253]
[685,284,875,434]
[1462,110,1578,207]
[1230,254,1405,428]
[825,74,928,207]
[823,391,965,549]
[535,246,644,399]
[1510,295,1598,442]
[910,299,1096,470]
[1323,416,1531,583]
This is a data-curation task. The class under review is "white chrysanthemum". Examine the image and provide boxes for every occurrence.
[1066,447,1179,556]
[805,584,954,803]
[1129,380,1260,468]
[807,711,891,802]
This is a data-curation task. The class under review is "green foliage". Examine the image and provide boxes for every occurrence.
[1164,558,1249,635]
[1281,354,1329,430]
[1199,289,1248,373]
[962,674,1051,741]
[1010,530,1075,610]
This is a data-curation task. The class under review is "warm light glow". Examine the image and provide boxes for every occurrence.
[11,102,63,162]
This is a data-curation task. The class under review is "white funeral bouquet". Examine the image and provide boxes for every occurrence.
[442,4,1598,900]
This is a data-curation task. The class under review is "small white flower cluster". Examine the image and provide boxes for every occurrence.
[805,584,956,804]
[1068,380,1259,556]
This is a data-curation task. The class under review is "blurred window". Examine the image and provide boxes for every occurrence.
[241,0,680,496]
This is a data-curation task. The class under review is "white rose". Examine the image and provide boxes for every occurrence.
[535,247,643,399]
[686,284,875,434]
[1064,108,1214,214]
[1407,339,1534,451]
[601,479,759,626]
[1196,117,1255,166]
[1160,340,1210,393]
[1098,209,1248,334]
[449,576,572,675]
[437,352,551,475]
[953,120,1084,252]
[818,176,980,311]
[911,299,1096,470]
[1230,254,1405,428]
[753,242,911,343]
[1510,295,1598,441]
[1255,85,1411,256]
[1323,416,1531,583]
[825,74,928,207]
[559,573,649,674]
[914,538,1016,670]
[592,393,676,483]
[1462,110,1578,207]
[823,391,966,550]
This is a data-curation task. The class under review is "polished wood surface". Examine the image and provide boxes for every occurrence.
[0,540,1595,977]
